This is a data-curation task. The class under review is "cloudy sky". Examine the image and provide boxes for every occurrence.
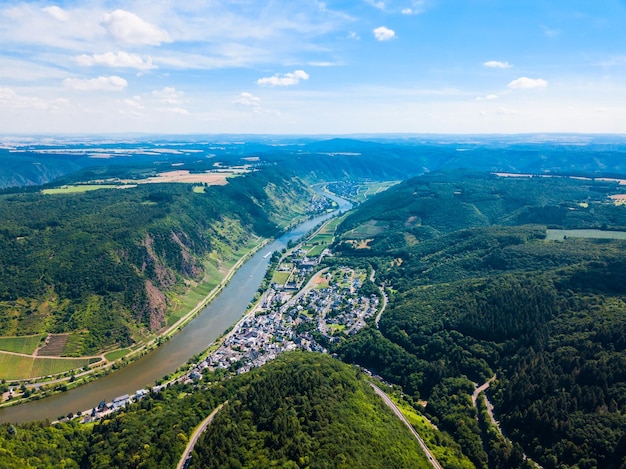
[1,0,626,134]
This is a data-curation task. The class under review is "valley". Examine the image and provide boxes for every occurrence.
[2,136,626,468]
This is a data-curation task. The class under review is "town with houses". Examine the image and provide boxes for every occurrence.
[79,224,382,424]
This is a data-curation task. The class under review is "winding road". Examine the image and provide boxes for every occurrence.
[176,402,227,469]
[369,383,443,469]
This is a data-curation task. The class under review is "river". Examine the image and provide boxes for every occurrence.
[0,191,351,424]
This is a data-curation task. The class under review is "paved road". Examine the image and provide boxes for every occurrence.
[374,290,388,327]
[176,402,227,469]
[472,378,542,468]
[472,376,495,407]
[369,383,443,469]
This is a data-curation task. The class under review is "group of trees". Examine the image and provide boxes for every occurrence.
[0,352,430,468]
[0,167,312,354]
[329,171,626,468]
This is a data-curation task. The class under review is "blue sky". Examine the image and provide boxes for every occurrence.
[1,0,626,134]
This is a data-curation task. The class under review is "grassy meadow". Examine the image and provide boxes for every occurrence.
[0,352,100,380]
[0,334,46,355]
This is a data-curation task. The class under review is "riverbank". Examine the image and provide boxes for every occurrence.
[0,191,351,423]
[0,236,269,408]
[0,207,310,407]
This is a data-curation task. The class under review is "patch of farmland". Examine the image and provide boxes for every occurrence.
[36,334,69,357]
[30,357,99,378]
[343,220,385,239]
[0,352,34,380]
[0,334,46,355]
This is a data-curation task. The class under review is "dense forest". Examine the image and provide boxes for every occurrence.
[327,171,626,468]
[0,352,430,468]
[4,142,626,468]
[0,167,312,354]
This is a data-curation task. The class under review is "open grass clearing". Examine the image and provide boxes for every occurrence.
[42,184,122,195]
[271,271,291,285]
[42,170,244,196]
[355,181,401,203]
[343,220,386,239]
[62,332,88,357]
[0,352,99,380]
[0,334,46,355]
[104,349,130,362]
[546,228,626,241]
[306,244,327,257]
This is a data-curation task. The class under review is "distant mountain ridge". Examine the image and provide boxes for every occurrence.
[3,135,626,189]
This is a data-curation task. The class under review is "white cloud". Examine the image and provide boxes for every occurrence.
[42,6,69,22]
[476,94,499,101]
[123,97,144,109]
[158,106,189,115]
[497,107,518,115]
[234,92,261,107]
[347,31,360,40]
[0,87,18,101]
[76,51,156,70]
[484,60,512,69]
[373,26,395,41]
[152,87,185,105]
[0,86,67,110]
[257,70,310,86]
[366,0,425,14]
[365,1,387,10]
[63,76,128,91]
[507,77,548,89]
[102,9,171,46]
[151,88,189,114]
[308,61,338,67]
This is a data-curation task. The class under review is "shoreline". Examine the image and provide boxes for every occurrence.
[0,233,273,408]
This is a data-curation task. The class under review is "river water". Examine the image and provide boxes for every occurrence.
[0,193,351,424]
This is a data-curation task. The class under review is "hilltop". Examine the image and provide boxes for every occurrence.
[0,352,432,468]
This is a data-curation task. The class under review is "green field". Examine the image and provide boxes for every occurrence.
[306,244,327,256]
[302,216,344,256]
[0,334,46,354]
[546,228,626,241]
[42,184,122,195]
[62,332,88,357]
[343,219,386,239]
[271,271,291,284]
[0,352,100,380]
[355,181,400,203]
[104,349,130,362]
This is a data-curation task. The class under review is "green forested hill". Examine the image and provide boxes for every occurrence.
[0,353,431,468]
[328,172,626,468]
[189,353,430,468]
[0,167,311,354]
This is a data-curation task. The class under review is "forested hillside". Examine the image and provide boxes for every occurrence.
[0,352,430,468]
[328,171,626,468]
[0,167,312,354]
